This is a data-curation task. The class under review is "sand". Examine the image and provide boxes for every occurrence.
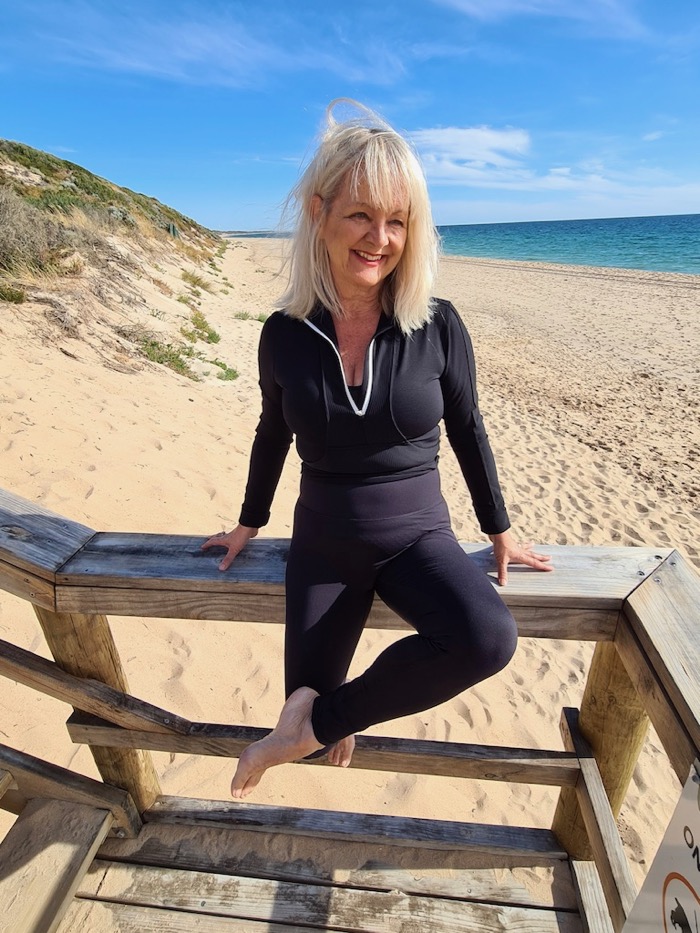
[1,234,698,887]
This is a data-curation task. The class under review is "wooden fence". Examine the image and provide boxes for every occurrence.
[0,486,698,932]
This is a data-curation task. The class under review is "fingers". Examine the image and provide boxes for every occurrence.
[218,548,241,572]
[497,558,508,587]
[201,533,227,551]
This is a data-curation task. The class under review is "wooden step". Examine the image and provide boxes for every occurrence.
[144,795,568,859]
[0,798,112,933]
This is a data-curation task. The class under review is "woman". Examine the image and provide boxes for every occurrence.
[203,101,552,799]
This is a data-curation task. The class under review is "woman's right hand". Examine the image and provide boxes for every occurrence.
[201,524,258,571]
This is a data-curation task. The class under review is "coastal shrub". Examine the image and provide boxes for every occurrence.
[0,283,26,303]
[181,310,220,344]
[209,358,239,380]
[0,186,67,271]
[181,268,213,292]
[116,324,199,380]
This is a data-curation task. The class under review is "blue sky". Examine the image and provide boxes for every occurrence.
[1,0,699,230]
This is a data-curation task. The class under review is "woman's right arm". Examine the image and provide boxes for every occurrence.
[202,315,293,570]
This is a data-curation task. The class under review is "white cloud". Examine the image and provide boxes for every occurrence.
[412,126,531,168]
[642,131,664,142]
[433,0,648,39]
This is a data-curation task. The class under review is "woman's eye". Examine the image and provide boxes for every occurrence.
[351,212,369,220]
[390,219,405,227]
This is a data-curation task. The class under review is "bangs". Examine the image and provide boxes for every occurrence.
[346,135,413,214]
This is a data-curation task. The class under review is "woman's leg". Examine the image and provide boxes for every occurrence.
[310,528,518,744]
[231,519,373,797]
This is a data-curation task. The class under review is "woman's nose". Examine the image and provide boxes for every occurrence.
[367,220,389,247]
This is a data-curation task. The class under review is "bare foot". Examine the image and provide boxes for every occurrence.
[231,686,322,799]
[327,734,355,768]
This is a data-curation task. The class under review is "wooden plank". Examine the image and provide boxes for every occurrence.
[34,606,162,814]
[0,557,56,609]
[75,858,584,932]
[623,552,700,752]
[560,709,637,933]
[55,582,619,638]
[570,861,615,933]
[0,769,12,800]
[0,742,140,836]
[59,900,324,932]
[145,795,568,858]
[615,613,696,782]
[0,638,190,734]
[67,712,581,786]
[552,641,649,858]
[58,535,667,608]
[0,797,113,933]
[98,820,578,910]
[0,487,95,580]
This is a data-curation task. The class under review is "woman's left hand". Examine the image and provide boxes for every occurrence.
[488,530,553,587]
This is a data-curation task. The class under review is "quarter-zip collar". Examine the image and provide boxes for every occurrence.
[304,306,395,418]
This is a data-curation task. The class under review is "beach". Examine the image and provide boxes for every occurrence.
[1,236,698,885]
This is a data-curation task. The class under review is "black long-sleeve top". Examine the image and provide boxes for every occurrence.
[238,298,510,535]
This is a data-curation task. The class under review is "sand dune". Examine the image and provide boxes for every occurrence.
[1,236,697,885]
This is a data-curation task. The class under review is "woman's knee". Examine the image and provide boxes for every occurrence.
[445,604,518,679]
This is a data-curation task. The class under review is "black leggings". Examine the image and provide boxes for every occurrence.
[285,470,518,746]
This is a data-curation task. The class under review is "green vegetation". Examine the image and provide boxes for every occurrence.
[0,283,26,303]
[0,186,68,272]
[209,358,239,380]
[181,268,214,292]
[181,309,220,344]
[0,139,218,244]
[116,325,199,380]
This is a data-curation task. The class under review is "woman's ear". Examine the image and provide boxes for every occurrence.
[310,194,323,226]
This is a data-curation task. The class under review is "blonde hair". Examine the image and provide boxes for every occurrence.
[278,99,439,335]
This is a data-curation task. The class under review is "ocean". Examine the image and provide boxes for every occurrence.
[438,213,700,275]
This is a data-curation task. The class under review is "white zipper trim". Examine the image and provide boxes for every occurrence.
[304,319,375,417]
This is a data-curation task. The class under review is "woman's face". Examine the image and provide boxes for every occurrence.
[314,174,409,303]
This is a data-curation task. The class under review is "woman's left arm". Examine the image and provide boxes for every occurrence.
[488,530,553,587]
[439,302,552,585]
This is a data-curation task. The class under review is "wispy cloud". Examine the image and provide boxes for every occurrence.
[14,1,406,87]
[642,131,664,142]
[412,122,692,204]
[433,0,648,39]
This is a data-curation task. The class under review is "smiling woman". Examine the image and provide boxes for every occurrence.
[201,99,552,800]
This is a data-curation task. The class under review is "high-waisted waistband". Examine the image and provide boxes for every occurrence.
[298,468,443,520]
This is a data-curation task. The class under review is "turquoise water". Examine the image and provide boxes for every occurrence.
[438,213,700,275]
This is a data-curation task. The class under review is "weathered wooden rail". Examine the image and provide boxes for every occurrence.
[0,486,698,932]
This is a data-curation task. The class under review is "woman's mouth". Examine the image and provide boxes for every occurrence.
[354,250,383,263]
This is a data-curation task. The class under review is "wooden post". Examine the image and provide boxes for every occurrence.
[552,642,649,858]
[33,607,161,813]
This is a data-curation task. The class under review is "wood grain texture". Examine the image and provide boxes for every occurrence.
[624,552,700,751]
[560,709,637,933]
[55,582,619,638]
[570,860,615,933]
[0,558,56,609]
[67,711,581,786]
[57,535,667,608]
[144,795,568,858]
[0,798,112,933]
[97,820,577,910]
[552,641,649,857]
[57,900,349,932]
[33,606,161,813]
[73,858,584,933]
[615,613,695,782]
[0,638,190,734]
[0,488,95,580]
[0,742,140,835]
